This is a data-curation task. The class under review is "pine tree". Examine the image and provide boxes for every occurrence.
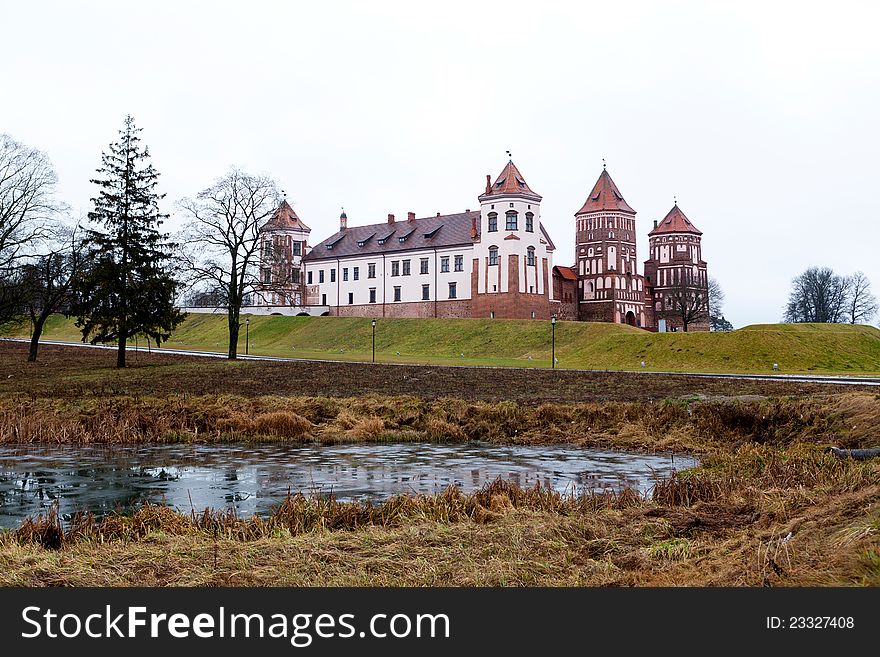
[73,115,184,367]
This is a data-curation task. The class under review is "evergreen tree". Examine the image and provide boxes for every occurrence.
[73,115,184,367]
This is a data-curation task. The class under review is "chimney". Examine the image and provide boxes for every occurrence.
[485,174,491,195]
[388,213,395,224]
[471,215,478,238]
[407,211,416,222]
[436,212,441,217]
[653,220,658,229]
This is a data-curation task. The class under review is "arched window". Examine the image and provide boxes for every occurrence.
[487,212,498,232]
[488,246,499,266]
[526,246,536,266]
[525,212,534,232]
[505,211,518,231]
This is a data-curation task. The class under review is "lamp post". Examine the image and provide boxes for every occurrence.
[245,318,249,355]
[371,319,377,363]
[551,315,557,369]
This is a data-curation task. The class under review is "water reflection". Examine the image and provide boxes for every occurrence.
[0,443,697,528]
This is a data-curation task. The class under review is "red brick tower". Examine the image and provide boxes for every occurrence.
[574,167,648,327]
[643,203,709,331]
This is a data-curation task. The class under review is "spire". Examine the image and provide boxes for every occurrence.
[261,198,311,232]
[575,168,635,215]
[479,159,542,201]
[340,207,347,230]
[649,204,702,235]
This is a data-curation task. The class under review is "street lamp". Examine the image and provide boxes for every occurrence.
[371,319,377,363]
[245,318,249,355]
[551,315,557,369]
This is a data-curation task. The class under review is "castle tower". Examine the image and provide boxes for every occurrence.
[643,203,709,331]
[574,167,647,326]
[254,199,311,307]
[471,159,555,319]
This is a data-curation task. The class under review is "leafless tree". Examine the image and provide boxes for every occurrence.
[846,271,878,325]
[0,134,59,270]
[20,225,87,361]
[783,267,849,323]
[177,168,279,359]
[0,135,61,324]
[664,272,709,332]
[707,277,732,331]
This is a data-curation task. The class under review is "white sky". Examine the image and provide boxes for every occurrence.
[2,0,879,327]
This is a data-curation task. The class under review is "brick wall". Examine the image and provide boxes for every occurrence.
[470,255,553,320]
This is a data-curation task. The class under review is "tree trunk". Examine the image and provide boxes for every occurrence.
[228,312,239,360]
[27,313,49,362]
[117,335,127,368]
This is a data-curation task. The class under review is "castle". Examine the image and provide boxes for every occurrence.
[252,159,709,331]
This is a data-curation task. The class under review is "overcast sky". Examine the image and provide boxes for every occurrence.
[3,0,878,327]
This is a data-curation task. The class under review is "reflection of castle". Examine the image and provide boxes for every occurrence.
[255,159,709,330]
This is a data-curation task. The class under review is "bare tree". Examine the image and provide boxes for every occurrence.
[20,226,87,361]
[0,134,58,270]
[707,277,732,331]
[178,169,278,359]
[846,271,878,325]
[664,277,709,332]
[0,135,60,325]
[783,267,850,323]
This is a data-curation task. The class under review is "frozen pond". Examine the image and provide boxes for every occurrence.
[0,442,697,527]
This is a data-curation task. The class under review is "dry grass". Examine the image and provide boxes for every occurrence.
[1,392,876,453]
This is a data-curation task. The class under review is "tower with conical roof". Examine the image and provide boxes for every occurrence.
[471,159,556,319]
[574,167,648,327]
[643,202,709,331]
[254,198,312,307]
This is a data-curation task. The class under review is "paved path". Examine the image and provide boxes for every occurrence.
[5,337,879,387]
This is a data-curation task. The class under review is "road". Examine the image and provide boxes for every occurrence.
[4,337,880,387]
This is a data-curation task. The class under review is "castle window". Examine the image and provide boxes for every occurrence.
[441,256,450,273]
[348,292,353,305]
[454,255,464,272]
[262,269,271,284]
[394,286,401,302]
[353,267,359,281]
[368,263,376,279]
[525,212,534,232]
[402,259,411,276]
[448,282,457,299]
[307,271,313,284]
[527,246,536,266]
[319,270,325,284]
[422,284,430,301]
[343,267,349,282]
[369,288,377,303]
[330,268,336,283]
[420,258,429,275]
[506,211,518,231]
[489,246,499,266]
[292,269,300,284]
[292,242,302,256]
[391,261,399,277]
[488,212,498,232]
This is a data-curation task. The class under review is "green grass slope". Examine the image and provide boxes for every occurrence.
[7,314,880,374]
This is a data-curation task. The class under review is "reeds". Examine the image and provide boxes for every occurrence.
[3,479,646,550]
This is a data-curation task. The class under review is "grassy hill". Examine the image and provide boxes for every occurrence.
[8,314,880,374]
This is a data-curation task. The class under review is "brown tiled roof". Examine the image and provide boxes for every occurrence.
[649,204,702,235]
[479,160,542,201]
[576,169,635,215]
[553,265,577,281]
[261,200,311,232]
[304,211,480,261]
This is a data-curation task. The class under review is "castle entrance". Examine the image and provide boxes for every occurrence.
[625,311,636,326]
